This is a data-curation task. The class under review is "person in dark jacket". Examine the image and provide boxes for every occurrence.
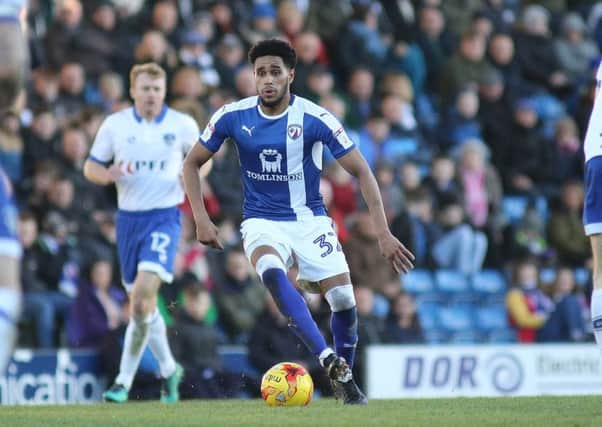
[170,278,242,399]
[248,293,331,395]
[67,259,127,348]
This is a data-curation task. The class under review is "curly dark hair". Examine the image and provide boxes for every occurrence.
[248,38,297,69]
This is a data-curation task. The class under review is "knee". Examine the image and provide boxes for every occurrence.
[255,254,286,282]
[324,285,356,312]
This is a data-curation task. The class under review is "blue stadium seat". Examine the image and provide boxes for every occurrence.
[502,196,528,224]
[574,268,591,288]
[403,269,435,294]
[487,328,518,343]
[219,346,261,379]
[423,330,448,344]
[539,267,557,285]
[417,301,440,331]
[449,330,482,344]
[434,269,473,303]
[372,293,391,318]
[403,269,439,303]
[474,304,508,332]
[471,269,507,304]
[502,195,548,225]
[437,305,474,333]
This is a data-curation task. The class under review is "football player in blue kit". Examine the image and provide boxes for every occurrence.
[84,63,199,403]
[0,0,27,374]
[183,38,415,404]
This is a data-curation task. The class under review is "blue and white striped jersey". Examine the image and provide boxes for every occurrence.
[200,95,356,221]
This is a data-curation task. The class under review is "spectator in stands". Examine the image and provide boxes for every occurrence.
[457,139,503,230]
[54,62,87,125]
[234,65,256,98]
[344,67,376,129]
[385,39,427,98]
[356,113,394,170]
[415,5,454,95]
[324,161,358,218]
[344,208,399,292]
[213,246,266,343]
[439,86,482,151]
[177,31,220,89]
[21,107,60,178]
[170,279,241,398]
[439,29,492,107]
[28,69,60,111]
[380,93,420,145]
[241,2,282,47]
[170,66,207,102]
[305,64,335,103]
[276,0,305,44]
[214,34,246,92]
[506,258,552,342]
[547,181,590,267]
[554,12,599,86]
[424,155,460,209]
[67,258,127,348]
[513,5,571,93]
[398,160,425,201]
[134,30,178,78]
[500,98,552,195]
[0,110,23,183]
[549,117,584,189]
[353,286,384,388]
[432,192,488,275]
[319,177,349,243]
[248,293,330,395]
[150,0,181,48]
[206,142,244,221]
[98,72,128,113]
[487,32,532,98]
[21,212,80,348]
[537,267,587,342]
[374,161,403,222]
[19,160,60,214]
[43,0,85,69]
[391,189,436,269]
[383,292,424,344]
[337,1,387,76]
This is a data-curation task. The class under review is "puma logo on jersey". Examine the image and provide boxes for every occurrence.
[242,125,255,136]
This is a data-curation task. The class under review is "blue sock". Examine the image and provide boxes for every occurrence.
[261,268,328,356]
[331,307,358,367]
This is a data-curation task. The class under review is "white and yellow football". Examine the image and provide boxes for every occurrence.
[260,362,314,407]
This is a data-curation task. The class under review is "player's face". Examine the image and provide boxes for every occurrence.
[253,56,293,109]
[130,72,166,119]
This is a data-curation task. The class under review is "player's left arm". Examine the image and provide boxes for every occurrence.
[337,149,414,273]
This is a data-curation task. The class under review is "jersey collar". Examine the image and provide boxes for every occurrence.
[256,95,295,120]
[132,104,169,124]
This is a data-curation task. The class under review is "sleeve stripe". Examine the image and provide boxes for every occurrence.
[87,155,111,166]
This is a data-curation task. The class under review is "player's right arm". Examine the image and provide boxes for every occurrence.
[83,117,124,185]
[182,105,232,249]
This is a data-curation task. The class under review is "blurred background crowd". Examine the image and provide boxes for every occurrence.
[3,0,602,397]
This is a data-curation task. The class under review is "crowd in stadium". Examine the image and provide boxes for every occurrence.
[2,0,600,395]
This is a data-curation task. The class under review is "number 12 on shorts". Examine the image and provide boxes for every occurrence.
[313,232,342,258]
[150,231,170,263]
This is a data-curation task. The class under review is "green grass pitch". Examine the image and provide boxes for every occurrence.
[1,397,601,427]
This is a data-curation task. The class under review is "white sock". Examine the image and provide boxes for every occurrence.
[318,348,335,368]
[147,309,176,379]
[591,289,602,357]
[0,288,21,374]
[115,315,151,390]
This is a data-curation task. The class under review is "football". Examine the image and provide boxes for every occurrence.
[260,362,314,406]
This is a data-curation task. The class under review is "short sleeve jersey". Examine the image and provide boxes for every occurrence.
[199,95,356,220]
[88,106,199,211]
[584,61,602,163]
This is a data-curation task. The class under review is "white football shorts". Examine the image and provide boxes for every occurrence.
[240,216,349,289]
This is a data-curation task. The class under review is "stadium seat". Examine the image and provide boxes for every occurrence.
[423,330,448,344]
[471,269,507,304]
[219,346,261,379]
[436,305,474,333]
[372,293,391,318]
[574,268,591,288]
[417,301,440,331]
[502,195,548,225]
[487,328,518,343]
[539,267,557,285]
[474,304,508,332]
[434,269,473,303]
[402,269,438,302]
[449,330,481,344]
